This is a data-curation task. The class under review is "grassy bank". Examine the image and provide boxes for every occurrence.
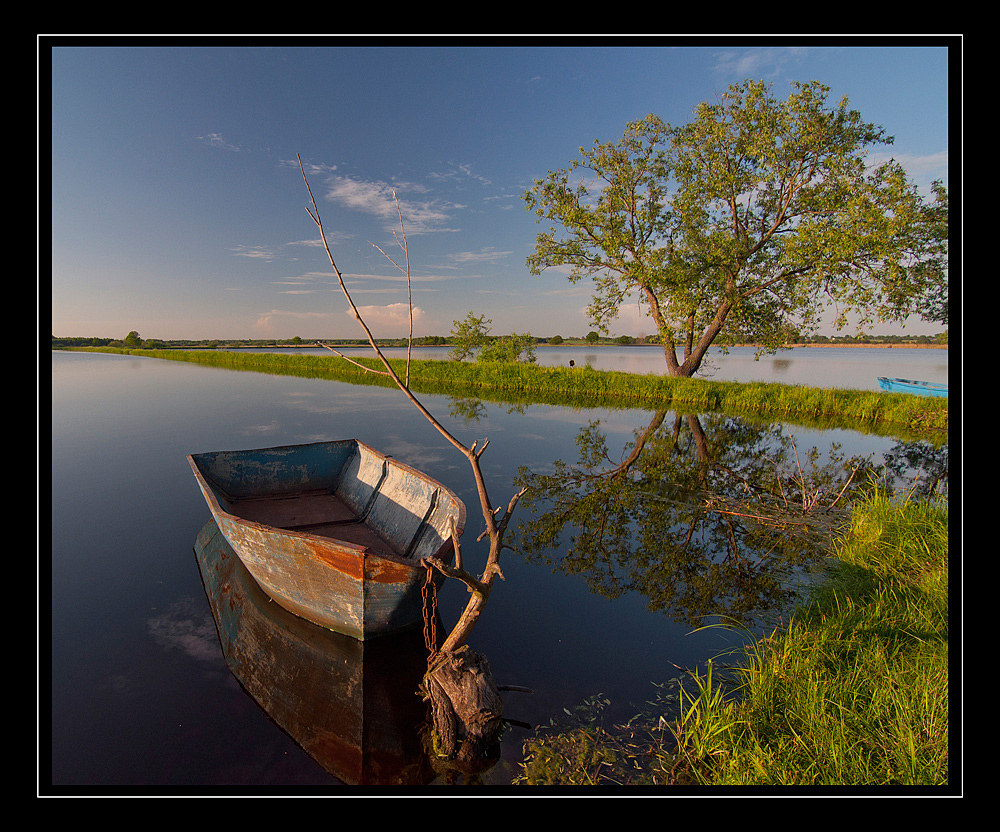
[61,347,948,437]
[514,487,950,787]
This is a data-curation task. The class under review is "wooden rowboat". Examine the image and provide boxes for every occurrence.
[187,439,466,640]
[877,377,948,397]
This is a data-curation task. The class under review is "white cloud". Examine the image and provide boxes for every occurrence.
[350,302,425,332]
[712,47,809,79]
[868,150,949,190]
[427,162,492,187]
[322,174,460,235]
[446,248,513,265]
[231,245,278,261]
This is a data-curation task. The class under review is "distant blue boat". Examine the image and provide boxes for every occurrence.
[877,377,948,398]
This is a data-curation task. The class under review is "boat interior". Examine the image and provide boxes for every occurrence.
[191,441,456,561]
[229,488,400,554]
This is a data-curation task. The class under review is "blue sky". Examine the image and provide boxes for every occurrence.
[48,38,954,342]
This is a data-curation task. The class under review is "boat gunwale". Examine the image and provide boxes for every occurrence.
[186,439,466,572]
[877,376,947,388]
[876,376,948,397]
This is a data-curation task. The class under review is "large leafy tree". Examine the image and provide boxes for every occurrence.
[523,80,948,377]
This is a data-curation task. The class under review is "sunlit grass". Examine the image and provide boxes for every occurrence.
[668,486,949,786]
[513,486,949,787]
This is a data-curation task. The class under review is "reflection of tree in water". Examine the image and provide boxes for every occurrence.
[514,411,883,628]
[881,440,948,497]
[449,397,526,423]
[449,397,489,423]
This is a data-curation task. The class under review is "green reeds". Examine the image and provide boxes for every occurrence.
[513,485,949,787]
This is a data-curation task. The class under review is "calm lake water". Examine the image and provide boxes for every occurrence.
[47,347,948,791]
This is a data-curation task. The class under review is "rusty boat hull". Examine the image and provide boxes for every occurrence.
[187,439,466,640]
[194,518,437,784]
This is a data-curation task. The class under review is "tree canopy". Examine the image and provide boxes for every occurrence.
[523,80,948,377]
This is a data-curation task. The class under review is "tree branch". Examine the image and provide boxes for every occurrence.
[297,153,525,654]
[315,341,393,376]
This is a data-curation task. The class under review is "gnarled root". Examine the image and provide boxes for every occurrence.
[422,644,504,765]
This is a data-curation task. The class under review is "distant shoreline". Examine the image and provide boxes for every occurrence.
[374,342,949,351]
[241,342,948,350]
[720,343,947,350]
[53,339,948,352]
[534,342,948,350]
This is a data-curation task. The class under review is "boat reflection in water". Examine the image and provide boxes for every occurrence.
[195,518,437,786]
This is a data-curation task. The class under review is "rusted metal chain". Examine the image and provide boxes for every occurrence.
[422,560,438,663]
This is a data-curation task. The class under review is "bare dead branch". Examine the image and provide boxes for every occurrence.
[368,190,413,386]
[297,153,526,655]
[315,341,393,376]
[421,555,489,597]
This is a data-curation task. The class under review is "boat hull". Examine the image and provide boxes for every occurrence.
[194,518,436,784]
[187,440,465,640]
[877,377,948,398]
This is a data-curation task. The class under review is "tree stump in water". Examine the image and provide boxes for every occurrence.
[422,644,504,765]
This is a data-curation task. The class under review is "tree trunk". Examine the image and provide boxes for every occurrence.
[422,644,505,767]
[673,300,734,377]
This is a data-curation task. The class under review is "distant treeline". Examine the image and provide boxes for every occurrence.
[49,335,449,350]
[51,330,947,350]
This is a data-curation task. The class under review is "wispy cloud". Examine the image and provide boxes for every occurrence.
[868,150,949,189]
[445,247,513,266]
[712,47,809,79]
[197,132,243,152]
[427,162,492,187]
[231,244,279,261]
[321,174,462,235]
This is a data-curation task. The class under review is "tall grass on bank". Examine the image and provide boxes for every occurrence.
[669,486,949,786]
[62,347,948,437]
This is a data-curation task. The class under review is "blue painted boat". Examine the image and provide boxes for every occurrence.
[877,377,948,397]
[187,439,466,640]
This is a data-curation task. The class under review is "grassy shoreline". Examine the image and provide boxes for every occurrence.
[514,488,950,788]
[58,346,948,438]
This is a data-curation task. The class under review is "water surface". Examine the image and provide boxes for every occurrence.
[48,349,946,790]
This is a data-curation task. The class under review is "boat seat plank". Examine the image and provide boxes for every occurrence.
[307,520,400,554]
[232,491,358,529]
[231,491,401,554]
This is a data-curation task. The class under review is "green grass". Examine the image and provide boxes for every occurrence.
[60,346,948,438]
[667,486,949,786]
[514,487,949,787]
